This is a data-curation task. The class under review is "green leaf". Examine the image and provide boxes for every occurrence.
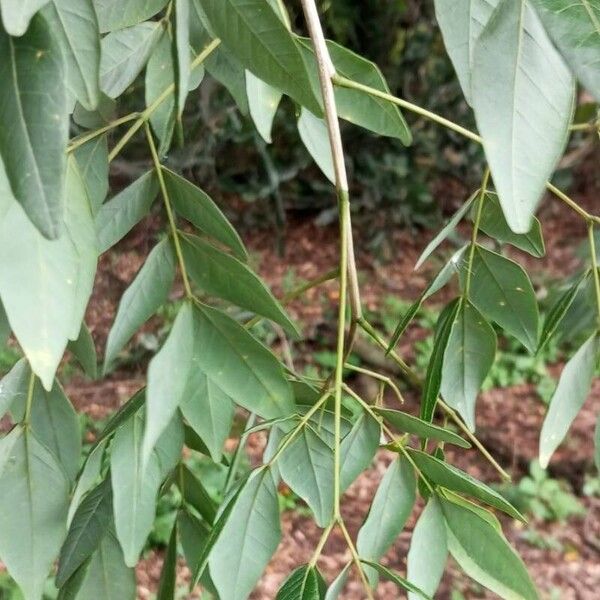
[156,522,177,600]
[57,478,113,587]
[0,358,29,419]
[68,528,136,600]
[279,425,334,527]
[68,441,107,525]
[538,272,588,353]
[376,408,471,448]
[324,564,350,600]
[72,93,116,129]
[68,322,98,379]
[174,0,191,115]
[209,468,281,600]
[407,497,447,600]
[111,410,183,566]
[43,0,101,110]
[463,246,539,352]
[201,0,321,114]
[0,13,69,238]
[421,299,461,422]
[340,413,380,490]
[0,299,9,348]
[276,565,327,600]
[440,497,538,600]
[433,0,500,104]
[181,233,298,335]
[95,0,169,32]
[176,464,218,524]
[595,413,600,473]
[73,136,109,215]
[180,366,235,463]
[0,157,97,389]
[441,301,497,431]
[143,303,194,465]
[104,238,176,369]
[11,376,81,483]
[246,71,282,143]
[162,166,247,260]
[299,38,411,143]
[95,170,159,253]
[192,302,294,417]
[406,449,524,520]
[476,192,545,257]
[0,426,70,600]
[359,561,431,599]
[145,31,175,153]
[357,456,416,586]
[415,193,476,270]
[471,0,575,233]
[539,333,599,468]
[0,0,50,35]
[297,108,335,184]
[100,21,164,98]
[532,0,600,102]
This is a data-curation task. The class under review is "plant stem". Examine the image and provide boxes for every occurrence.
[343,363,404,404]
[145,122,193,299]
[464,169,490,298]
[332,73,600,225]
[308,522,333,568]
[587,222,600,327]
[301,0,361,521]
[356,317,511,480]
[337,518,375,600]
[108,38,221,162]
[223,412,257,494]
[67,112,141,154]
[23,372,35,426]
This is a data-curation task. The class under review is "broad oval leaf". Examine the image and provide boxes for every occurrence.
[0,426,70,600]
[246,71,282,143]
[407,497,447,600]
[471,0,575,233]
[539,333,599,468]
[56,477,113,587]
[181,233,298,336]
[340,412,381,490]
[407,448,523,520]
[441,301,497,431]
[201,0,321,114]
[297,108,335,184]
[162,166,247,260]
[191,303,294,419]
[277,565,327,600]
[357,456,416,586]
[0,0,51,35]
[0,358,29,419]
[95,170,159,254]
[209,467,281,600]
[95,0,169,33]
[100,21,164,98]
[463,246,539,352]
[440,496,538,600]
[532,0,600,102]
[279,425,335,527]
[142,302,194,465]
[0,158,97,389]
[0,13,69,238]
[104,238,176,370]
[376,408,471,448]
[43,0,101,110]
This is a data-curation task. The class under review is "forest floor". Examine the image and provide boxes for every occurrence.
[5,167,598,599]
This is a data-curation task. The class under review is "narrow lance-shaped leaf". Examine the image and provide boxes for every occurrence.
[407,497,447,600]
[357,456,416,586]
[95,0,169,32]
[340,412,381,490]
[298,108,335,184]
[0,13,69,238]
[43,0,101,110]
[532,0,600,102]
[324,564,350,600]
[72,135,109,214]
[359,561,432,599]
[440,497,538,600]
[276,565,327,600]
[176,464,218,524]
[246,71,283,143]
[539,333,599,468]
[175,0,191,115]
[156,522,177,600]
[0,426,70,600]
[68,322,98,379]
[471,0,575,233]
[104,238,176,370]
[462,246,539,353]
[441,301,497,431]
[208,468,281,600]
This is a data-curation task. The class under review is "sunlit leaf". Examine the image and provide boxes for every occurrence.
[246,71,282,143]
[297,108,335,184]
